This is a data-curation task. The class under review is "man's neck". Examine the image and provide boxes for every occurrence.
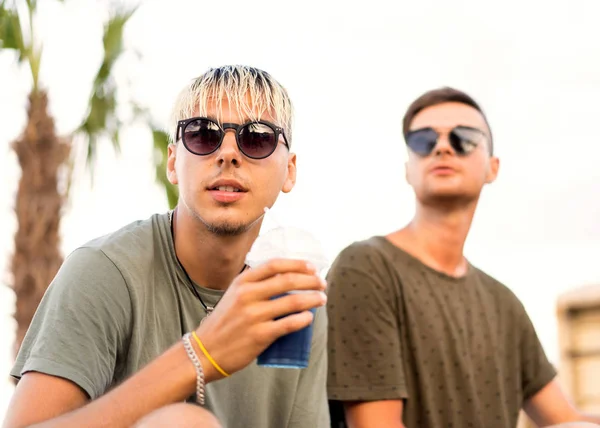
[387,199,478,277]
[172,207,261,291]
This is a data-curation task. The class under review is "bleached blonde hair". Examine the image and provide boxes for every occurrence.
[169,65,294,146]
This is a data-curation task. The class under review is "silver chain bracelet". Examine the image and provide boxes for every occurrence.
[182,332,206,405]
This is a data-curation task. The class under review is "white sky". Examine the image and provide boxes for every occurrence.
[1,0,600,418]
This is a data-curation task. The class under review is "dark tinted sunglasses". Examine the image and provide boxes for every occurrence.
[176,117,290,160]
[405,126,486,157]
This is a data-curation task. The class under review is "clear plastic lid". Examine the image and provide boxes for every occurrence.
[245,209,329,273]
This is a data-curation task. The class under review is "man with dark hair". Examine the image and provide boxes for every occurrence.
[326,87,600,427]
[401,87,494,154]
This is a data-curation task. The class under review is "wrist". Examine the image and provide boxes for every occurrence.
[188,333,220,383]
[181,333,206,405]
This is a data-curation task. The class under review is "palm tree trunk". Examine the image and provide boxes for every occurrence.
[11,90,69,359]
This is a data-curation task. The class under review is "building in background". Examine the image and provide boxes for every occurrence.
[518,284,600,428]
[557,284,600,413]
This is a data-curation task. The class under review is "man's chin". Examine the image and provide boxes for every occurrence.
[204,221,249,237]
[201,214,264,237]
[191,205,266,236]
[419,190,479,208]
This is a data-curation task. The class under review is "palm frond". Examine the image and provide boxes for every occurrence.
[24,0,64,9]
[0,1,27,61]
[152,129,179,209]
[76,6,138,170]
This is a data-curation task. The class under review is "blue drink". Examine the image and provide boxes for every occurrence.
[246,221,328,369]
[257,295,316,369]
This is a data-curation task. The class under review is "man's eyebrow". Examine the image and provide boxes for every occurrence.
[456,125,485,132]
[407,126,434,133]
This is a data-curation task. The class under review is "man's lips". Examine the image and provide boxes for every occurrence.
[207,180,248,203]
[429,164,457,175]
[208,189,246,203]
[207,178,248,192]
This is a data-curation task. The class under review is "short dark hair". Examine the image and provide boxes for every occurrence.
[402,87,493,155]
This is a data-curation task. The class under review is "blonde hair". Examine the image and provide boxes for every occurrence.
[169,65,294,146]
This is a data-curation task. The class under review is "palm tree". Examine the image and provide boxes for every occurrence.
[0,0,177,359]
[152,129,179,209]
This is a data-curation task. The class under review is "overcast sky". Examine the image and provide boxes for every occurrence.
[1,0,600,417]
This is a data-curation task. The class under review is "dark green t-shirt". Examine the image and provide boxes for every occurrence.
[11,213,329,428]
[326,236,556,428]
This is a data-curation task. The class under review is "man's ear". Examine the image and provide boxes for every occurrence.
[282,153,297,193]
[167,143,178,185]
[405,161,413,186]
[485,156,500,184]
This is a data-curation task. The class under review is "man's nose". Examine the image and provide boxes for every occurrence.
[433,134,455,156]
[216,130,242,166]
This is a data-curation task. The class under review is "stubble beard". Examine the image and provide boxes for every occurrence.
[197,208,264,237]
[419,189,481,212]
[204,221,249,237]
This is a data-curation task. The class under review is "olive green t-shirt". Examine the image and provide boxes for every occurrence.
[326,236,556,428]
[11,213,329,428]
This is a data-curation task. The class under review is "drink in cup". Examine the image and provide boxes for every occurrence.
[246,223,328,369]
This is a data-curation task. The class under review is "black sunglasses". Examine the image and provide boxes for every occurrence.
[176,117,290,160]
[405,126,487,157]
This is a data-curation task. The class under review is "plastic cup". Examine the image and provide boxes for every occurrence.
[246,223,328,369]
[257,300,317,368]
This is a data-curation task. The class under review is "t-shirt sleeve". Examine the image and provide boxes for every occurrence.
[288,306,330,427]
[10,247,132,400]
[326,243,407,402]
[517,299,557,401]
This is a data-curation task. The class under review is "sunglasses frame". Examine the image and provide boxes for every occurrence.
[405,125,487,157]
[176,117,290,160]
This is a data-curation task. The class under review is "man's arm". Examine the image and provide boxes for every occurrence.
[344,401,405,428]
[4,374,88,424]
[514,294,600,427]
[4,341,208,428]
[4,258,327,428]
[326,243,408,428]
[524,379,600,426]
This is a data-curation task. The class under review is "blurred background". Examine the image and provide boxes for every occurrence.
[1,0,599,424]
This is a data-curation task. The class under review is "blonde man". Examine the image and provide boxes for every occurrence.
[6,65,329,428]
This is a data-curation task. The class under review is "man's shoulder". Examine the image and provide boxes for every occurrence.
[82,213,165,251]
[471,266,509,290]
[470,266,524,306]
[331,236,391,268]
[327,236,400,297]
[76,212,168,273]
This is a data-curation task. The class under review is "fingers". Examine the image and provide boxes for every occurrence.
[266,310,316,338]
[257,290,327,321]
[241,259,318,283]
[251,271,326,300]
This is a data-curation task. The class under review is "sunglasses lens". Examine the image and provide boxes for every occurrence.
[406,129,438,156]
[238,123,277,159]
[450,127,481,155]
[183,119,222,155]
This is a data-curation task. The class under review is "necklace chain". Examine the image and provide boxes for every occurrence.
[169,211,215,317]
[168,210,246,320]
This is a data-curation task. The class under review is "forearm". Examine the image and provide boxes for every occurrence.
[344,400,405,428]
[347,419,405,428]
[533,410,600,427]
[28,342,217,428]
[578,412,600,424]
